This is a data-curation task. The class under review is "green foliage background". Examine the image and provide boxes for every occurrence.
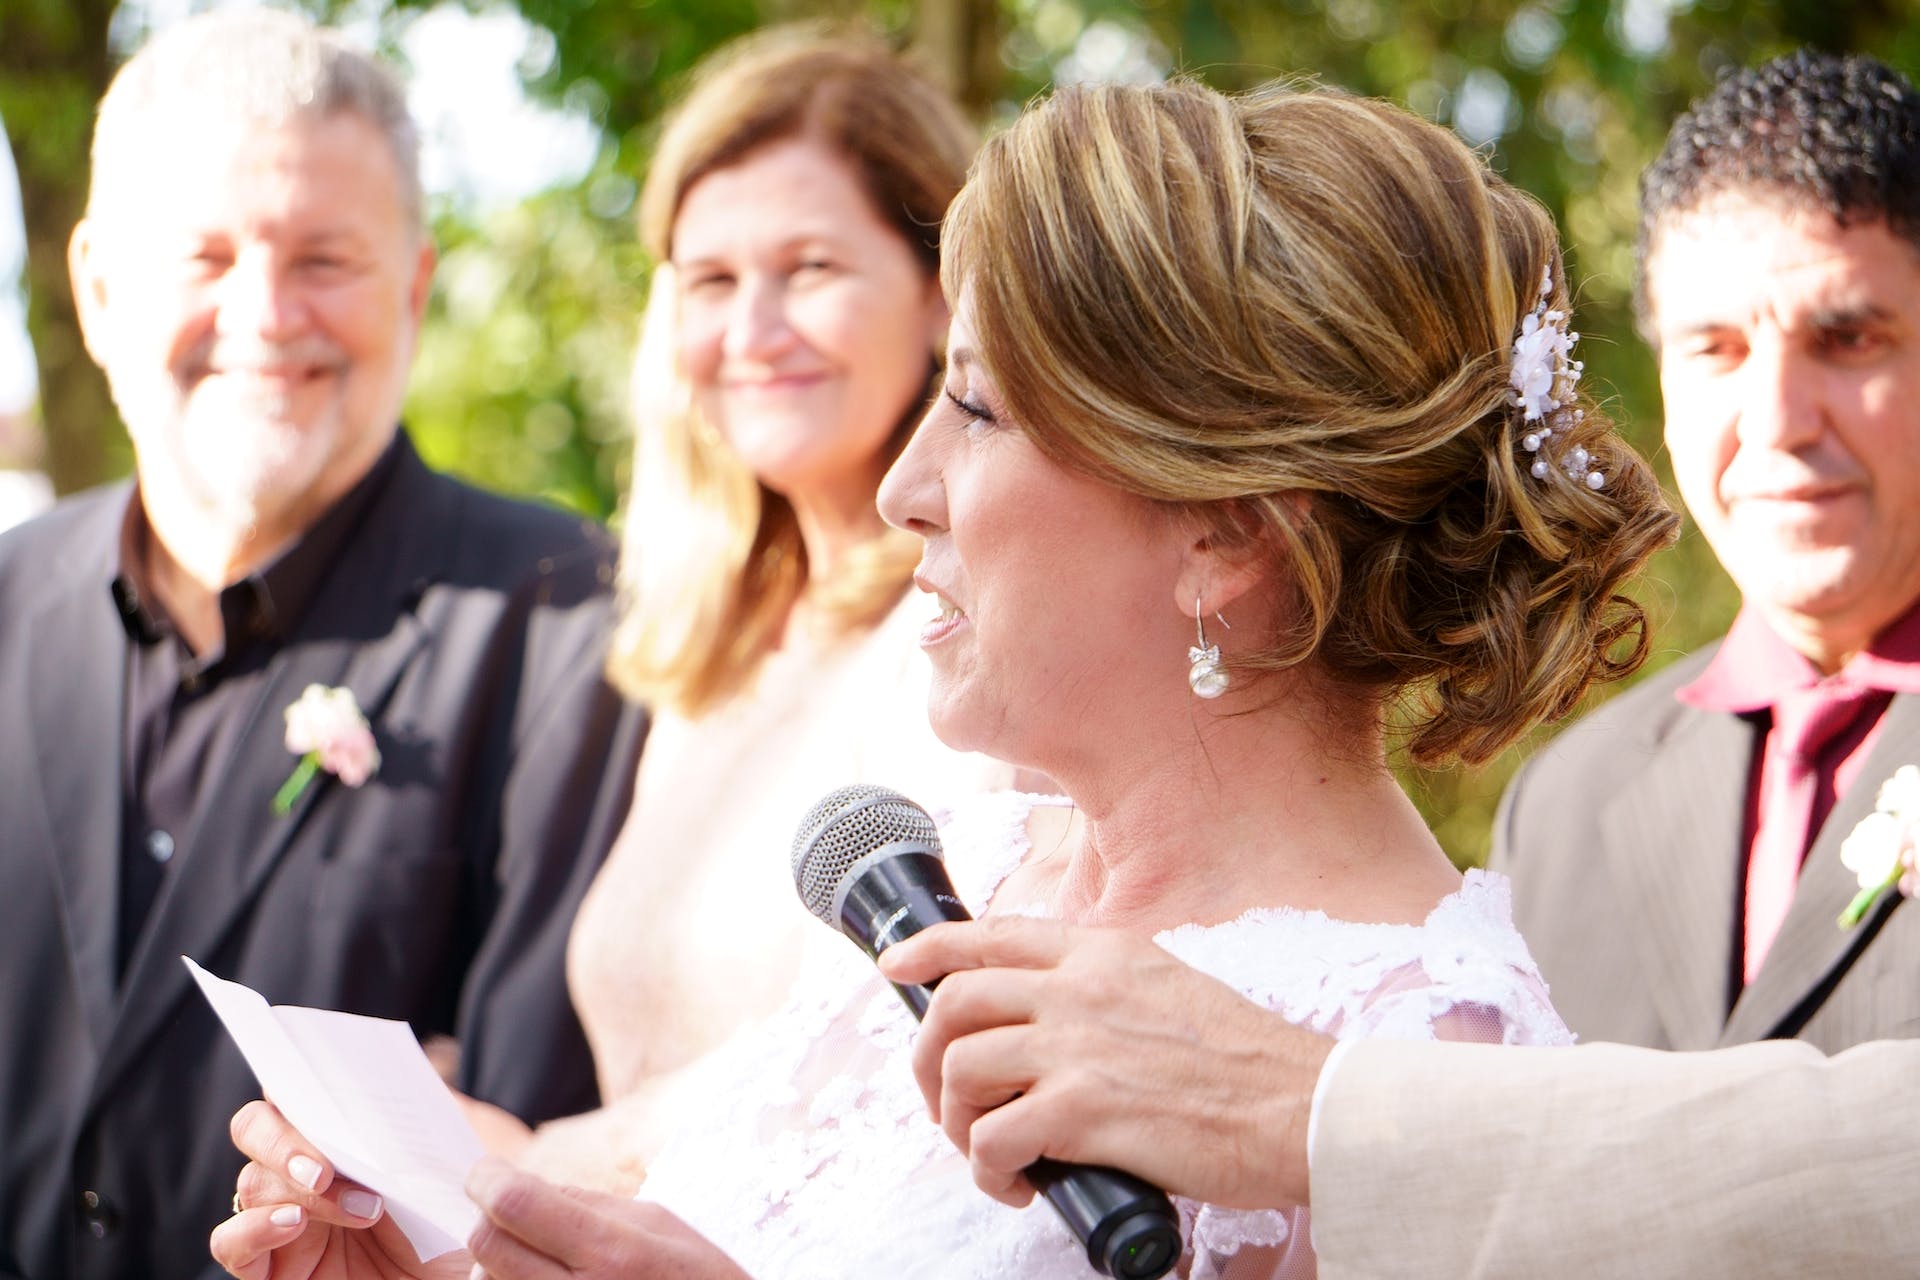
[7,0,1918,862]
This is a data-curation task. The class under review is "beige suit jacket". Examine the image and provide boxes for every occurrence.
[1496,645,1920,1053]
[1312,1038,1920,1279]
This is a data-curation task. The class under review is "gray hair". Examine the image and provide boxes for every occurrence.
[90,7,424,230]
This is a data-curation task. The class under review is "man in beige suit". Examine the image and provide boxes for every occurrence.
[1497,52,1920,1054]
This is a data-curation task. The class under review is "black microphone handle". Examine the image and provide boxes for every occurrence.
[838,853,1183,1280]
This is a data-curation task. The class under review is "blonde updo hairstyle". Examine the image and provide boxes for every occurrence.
[610,28,975,714]
[943,81,1679,765]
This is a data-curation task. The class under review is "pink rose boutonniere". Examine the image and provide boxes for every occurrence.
[1837,764,1920,928]
[273,684,382,815]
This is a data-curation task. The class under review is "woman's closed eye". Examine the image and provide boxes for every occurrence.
[943,386,997,430]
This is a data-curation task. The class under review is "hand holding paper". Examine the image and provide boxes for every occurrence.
[185,956,485,1261]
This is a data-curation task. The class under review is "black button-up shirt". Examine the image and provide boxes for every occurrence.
[110,443,402,976]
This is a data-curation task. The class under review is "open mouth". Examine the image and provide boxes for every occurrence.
[915,589,967,647]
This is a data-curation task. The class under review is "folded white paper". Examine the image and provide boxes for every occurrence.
[185,956,485,1261]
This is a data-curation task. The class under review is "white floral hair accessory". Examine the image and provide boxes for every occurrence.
[1509,266,1604,490]
[1838,764,1920,927]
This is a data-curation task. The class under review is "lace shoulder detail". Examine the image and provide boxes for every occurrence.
[1163,869,1570,1277]
[935,789,1069,909]
[1152,868,1569,1048]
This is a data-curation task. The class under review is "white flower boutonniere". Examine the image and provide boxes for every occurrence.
[273,684,382,816]
[1837,764,1920,928]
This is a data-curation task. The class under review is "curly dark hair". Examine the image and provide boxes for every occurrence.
[1635,50,1920,328]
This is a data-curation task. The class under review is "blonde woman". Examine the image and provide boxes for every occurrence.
[488,32,1014,1189]
[219,79,1677,1279]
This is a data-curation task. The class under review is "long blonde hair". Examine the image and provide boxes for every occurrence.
[943,82,1678,765]
[608,28,975,715]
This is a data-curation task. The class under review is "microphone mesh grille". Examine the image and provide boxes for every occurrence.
[791,784,943,923]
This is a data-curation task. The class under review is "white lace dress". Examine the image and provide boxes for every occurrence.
[638,792,1571,1279]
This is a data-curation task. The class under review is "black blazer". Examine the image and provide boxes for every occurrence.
[1494,644,1920,1054]
[0,438,647,1280]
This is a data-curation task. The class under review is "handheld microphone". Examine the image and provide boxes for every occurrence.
[791,784,1182,1280]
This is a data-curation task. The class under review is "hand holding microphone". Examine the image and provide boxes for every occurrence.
[791,785,1182,1280]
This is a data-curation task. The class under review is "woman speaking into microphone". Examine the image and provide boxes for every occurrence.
[214,76,1675,1280]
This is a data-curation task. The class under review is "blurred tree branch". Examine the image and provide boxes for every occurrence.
[1,0,120,493]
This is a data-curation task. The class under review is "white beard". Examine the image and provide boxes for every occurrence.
[169,379,337,530]
[113,332,350,538]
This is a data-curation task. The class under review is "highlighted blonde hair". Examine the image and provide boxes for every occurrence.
[608,28,974,714]
[943,81,1679,765]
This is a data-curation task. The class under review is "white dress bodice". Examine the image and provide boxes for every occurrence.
[638,791,1571,1279]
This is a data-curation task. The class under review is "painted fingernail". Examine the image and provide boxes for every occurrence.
[340,1188,383,1220]
[269,1206,302,1228]
[288,1155,323,1190]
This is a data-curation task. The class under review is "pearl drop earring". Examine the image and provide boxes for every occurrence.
[1187,598,1230,699]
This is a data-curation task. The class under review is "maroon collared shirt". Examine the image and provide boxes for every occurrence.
[1676,598,1920,900]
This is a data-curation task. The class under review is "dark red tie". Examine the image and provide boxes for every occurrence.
[1743,682,1881,983]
